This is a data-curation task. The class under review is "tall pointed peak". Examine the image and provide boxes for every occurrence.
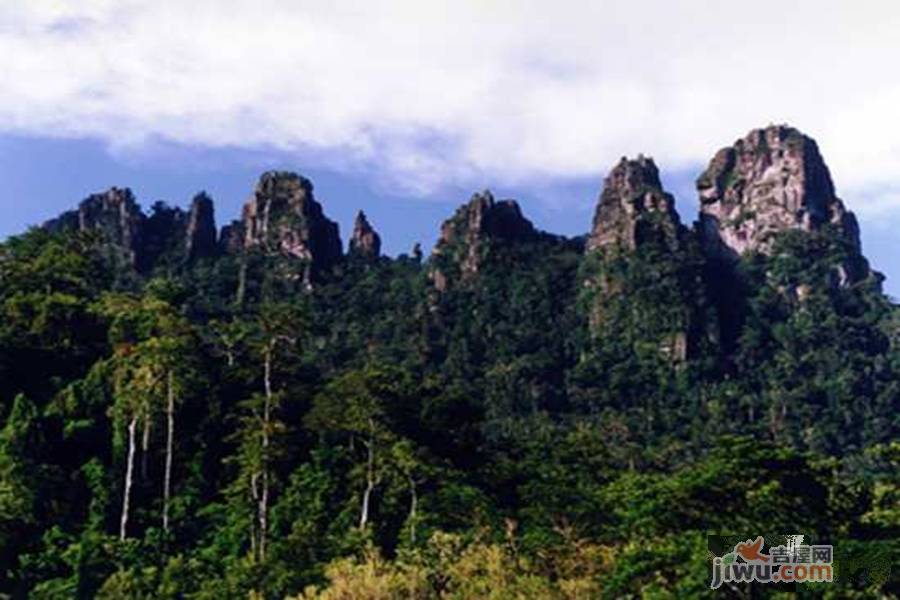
[350,210,381,258]
[430,190,538,291]
[186,192,217,261]
[231,171,343,280]
[438,190,536,248]
[44,186,146,268]
[697,124,861,262]
[588,155,682,252]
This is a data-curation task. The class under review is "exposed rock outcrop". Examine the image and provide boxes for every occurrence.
[186,192,217,261]
[584,157,696,362]
[349,211,381,258]
[45,187,145,268]
[45,188,222,270]
[588,155,683,253]
[218,221,245,255]
[227,171,343,281]
[431,191,537,291]
[697,125,864,274]
[694,125,881,355]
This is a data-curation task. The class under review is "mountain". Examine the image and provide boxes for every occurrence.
[582,155,701,363]
[44,187,145,268]
[429,190,539,291]
[697,124,874,285]
[587,155,684,253]
[348,210,382,259]
[185,192,218,261]
[220,171,343,287]
[5,124,896,598]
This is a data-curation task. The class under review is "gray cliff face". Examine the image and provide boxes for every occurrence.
[230,171,342,278]
[697,125,862,263]
[349,211,381,258]
[431,191,537,291]
[588,155,682,253]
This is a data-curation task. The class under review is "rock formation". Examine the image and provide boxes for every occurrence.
[431,191,537,291]
[37,125,879,307]
[226,171,342,280]
[45,187,145,268]
[697,125,863,270]
[185,192,217,261]
[349,210,381,258]
[584,157,696,361]
[45,188,222,270]
[218,221,245,255]
[588,155,683,253]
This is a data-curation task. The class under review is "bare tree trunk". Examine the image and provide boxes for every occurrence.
[120,415,138,540]
[258,345,273,561]
[250,471,260,561]
[260,469,269,561]
[263,345,273,406]
[408,476,418,545]
[359,422,375,530]
[163,370,175,534]
[141,417,151,482]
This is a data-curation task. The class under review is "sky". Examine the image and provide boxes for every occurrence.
[0,1,898,297]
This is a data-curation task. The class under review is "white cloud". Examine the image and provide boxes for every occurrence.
[3,0,900,214]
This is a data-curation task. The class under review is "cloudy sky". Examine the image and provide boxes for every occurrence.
[1,1,898,294]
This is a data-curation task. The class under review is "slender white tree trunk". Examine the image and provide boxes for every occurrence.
[163,370,175,534]
[141,417,151,481]
[120,415,138,540]
[260,469,269,561]
[408,476,418,545]
[359,422,375,530]
[250,471,260,560]
[258,345,273,561]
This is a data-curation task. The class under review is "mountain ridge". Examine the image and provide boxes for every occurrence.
[40,125,880,288]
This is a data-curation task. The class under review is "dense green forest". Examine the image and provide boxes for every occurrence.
[2,127,900,598]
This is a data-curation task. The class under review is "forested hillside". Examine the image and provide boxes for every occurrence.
[1,125,899,598]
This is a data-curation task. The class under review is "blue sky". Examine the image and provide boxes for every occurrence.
[0,2,897,297]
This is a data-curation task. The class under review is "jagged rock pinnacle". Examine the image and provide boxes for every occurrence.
[431,190,537,290]
[45,187,145,268]
[588,155,682,252]
[230,171,342,280]
[349,210,381,258]
[186,192,217,261]
[697,125,862,264]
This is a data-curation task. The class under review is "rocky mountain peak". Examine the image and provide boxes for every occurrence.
[349,210,381,258]
[229,171,343,278]
[431,191,537,291]
[438,191,536,246]
[45,187,145,268]
[697,125,862,265]
[186,192,217,261]
[45,188,225,271]
[588,155,682,252]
